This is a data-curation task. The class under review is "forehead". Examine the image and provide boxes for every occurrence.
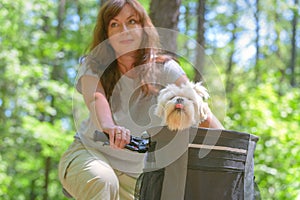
[112,4,139,20]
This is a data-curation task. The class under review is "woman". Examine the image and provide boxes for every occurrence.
[58,0,223,199]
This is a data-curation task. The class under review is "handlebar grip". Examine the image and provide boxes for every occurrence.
[93,130,150,153]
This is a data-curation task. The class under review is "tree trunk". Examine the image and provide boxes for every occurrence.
[57,0,66,38]
[75,0,82,22]
[225,3,238,107]
[41,1,67,199]
[290,0,298,87]
[254,0,260,83]
[42,157,51,200]
[100,0,109,7]
[149,0,181,53]
[183,4,192,57]
[194,0,206,82]
[30,179,37,200]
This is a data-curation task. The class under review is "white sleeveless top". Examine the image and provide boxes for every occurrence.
[74,59,185,176]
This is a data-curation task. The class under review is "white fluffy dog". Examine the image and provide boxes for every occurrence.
[155,81,210,131]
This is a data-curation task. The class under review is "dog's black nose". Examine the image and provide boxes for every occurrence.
[176,98,184,104]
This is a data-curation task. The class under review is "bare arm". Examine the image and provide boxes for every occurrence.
[81,75,130,148]
[174,74,189,86]
[199,111,224,129]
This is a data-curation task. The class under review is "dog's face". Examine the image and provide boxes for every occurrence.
[155,82,209,131]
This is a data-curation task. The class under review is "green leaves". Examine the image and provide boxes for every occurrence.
[225,81,300,199]
[0,0,299,199]
[23,116,73,156]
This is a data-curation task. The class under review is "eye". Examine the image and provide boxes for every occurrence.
[169,96,176,100]
[128,19,138,25]
[110,22,119,28]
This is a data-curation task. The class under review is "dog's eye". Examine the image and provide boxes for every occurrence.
[169,96,176,100]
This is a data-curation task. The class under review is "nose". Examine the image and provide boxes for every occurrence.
[121,23,129,32]
[176,98,184,104]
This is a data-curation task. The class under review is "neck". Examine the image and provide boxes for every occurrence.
[117,54,136,74]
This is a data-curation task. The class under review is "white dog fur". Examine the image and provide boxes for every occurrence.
[155,81,210,131]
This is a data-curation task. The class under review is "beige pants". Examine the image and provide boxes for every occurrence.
[58,139,137,200]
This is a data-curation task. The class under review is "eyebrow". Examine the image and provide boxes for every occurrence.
[111,14,137,22]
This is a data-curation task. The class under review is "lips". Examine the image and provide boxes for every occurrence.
[119,39,134,44]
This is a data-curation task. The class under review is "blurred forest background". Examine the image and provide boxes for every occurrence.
[0,0,299,199]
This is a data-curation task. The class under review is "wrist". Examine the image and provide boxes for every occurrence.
[100,122,116,131]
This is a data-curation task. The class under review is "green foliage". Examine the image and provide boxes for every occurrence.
[178,57,196,80]
[224,77,300,199]
[0,0,299,199]
[0,0,77,199]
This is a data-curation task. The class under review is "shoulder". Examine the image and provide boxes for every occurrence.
[78,55,99,76]
[76,55,100,93]
[162,58,184,75]
[153,55,186,85]
[153,54,181,70]
[164,59,180,68]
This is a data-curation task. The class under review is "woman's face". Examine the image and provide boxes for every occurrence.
[107,4,143,56]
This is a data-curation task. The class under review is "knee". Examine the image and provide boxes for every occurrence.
[88,173,119,192]
[81,171,120,199]
[63,158,120,199]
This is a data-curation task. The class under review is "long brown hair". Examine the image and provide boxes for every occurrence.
[85,0,170,102]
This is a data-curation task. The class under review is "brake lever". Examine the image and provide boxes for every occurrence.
[93,130,150,153]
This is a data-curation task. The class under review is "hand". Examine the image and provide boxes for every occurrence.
[199,110,224,129]
[103,126,131,149]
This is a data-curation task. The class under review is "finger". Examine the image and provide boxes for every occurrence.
[110,127,121,148]
[114,128,123,148]
[118,131,128,148]
[117,128,130,148]
[109,130,116,148]
[124,129,131,144]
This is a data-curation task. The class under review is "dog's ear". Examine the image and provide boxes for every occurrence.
[154,87,169,117]
[193,82,209,100]
[154,102,163,117]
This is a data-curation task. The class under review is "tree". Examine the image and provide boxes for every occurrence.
[194,0,206,82]
[253,0,261,83]
[100,0,109,7]
[0,0,91,199]
[0,0,299,199]
[224,2,238,97]
[289,0,299,87]
[149,0,182,53]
